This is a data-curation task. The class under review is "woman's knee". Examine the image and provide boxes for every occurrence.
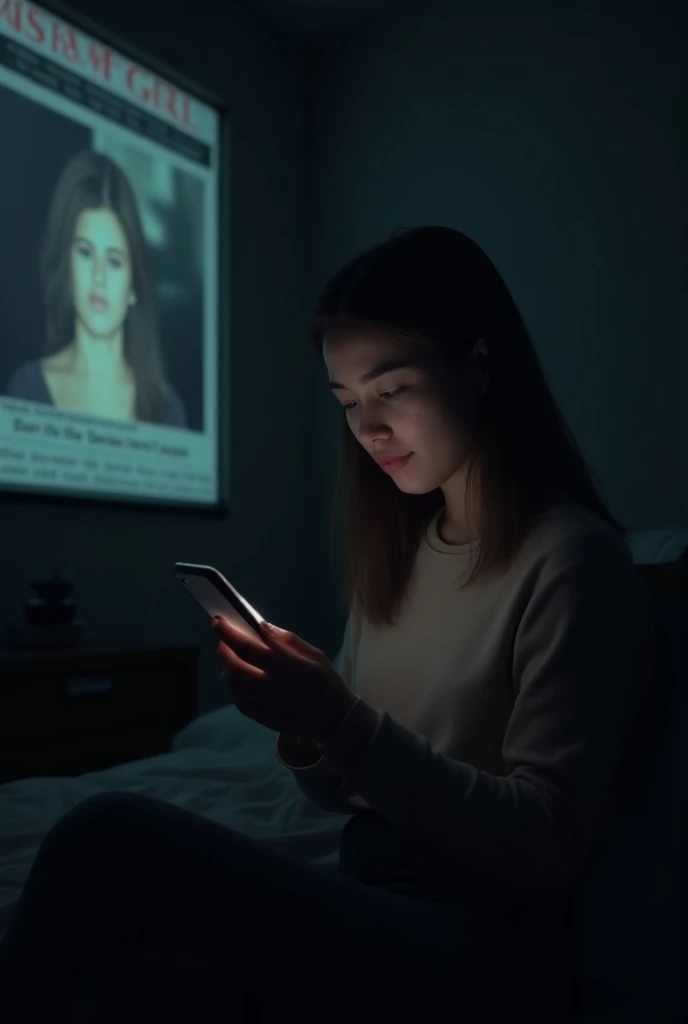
[42,791,153,856]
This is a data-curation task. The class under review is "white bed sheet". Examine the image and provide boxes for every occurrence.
[0,705,347,944]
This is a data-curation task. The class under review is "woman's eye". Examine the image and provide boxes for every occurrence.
[75,245,91,259]
[108,255,124,269]
[343,387,406,411]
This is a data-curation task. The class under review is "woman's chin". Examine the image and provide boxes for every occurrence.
[393,473,436,495]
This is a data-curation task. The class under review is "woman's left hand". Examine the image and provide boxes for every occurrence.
[212,616,357,743]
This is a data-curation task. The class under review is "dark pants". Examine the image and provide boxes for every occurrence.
[0,792,570,1023]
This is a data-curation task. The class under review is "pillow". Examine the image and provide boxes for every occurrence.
[629,528,688,565]
[173,703,272,754]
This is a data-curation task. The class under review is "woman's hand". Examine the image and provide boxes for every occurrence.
[212,617,357,743]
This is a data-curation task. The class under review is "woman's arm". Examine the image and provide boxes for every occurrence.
[275,611,366,816]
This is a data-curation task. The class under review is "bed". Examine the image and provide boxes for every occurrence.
[0,697,349,943]
[1,526,686,946]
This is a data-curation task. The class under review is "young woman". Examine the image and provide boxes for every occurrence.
[4,149,186,427]
[0,226,652,1023]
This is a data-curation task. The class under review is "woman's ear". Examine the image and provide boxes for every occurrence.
[469,337,490,394]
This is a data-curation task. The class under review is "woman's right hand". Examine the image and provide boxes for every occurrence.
[221,653,322,766]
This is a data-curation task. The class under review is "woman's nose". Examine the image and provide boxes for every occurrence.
[357,417,391,444]
[93,258,106,286]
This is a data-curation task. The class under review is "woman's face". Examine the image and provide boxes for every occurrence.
[70,206,133,339]
[323,330,482,495]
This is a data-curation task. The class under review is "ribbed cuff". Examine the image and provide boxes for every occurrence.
[275,732,322,771]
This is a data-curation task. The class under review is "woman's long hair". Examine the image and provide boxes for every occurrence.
[312,225,626,627]
[40,149,170,423]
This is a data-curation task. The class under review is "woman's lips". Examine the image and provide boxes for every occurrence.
[89,294,109,311]
[378,453,412,473]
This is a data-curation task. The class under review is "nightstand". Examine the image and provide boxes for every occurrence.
[0,642,199,784]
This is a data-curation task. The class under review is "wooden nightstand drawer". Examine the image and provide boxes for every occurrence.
[0,642,199,782]
[0,669,190,743]
[0,723,181,781]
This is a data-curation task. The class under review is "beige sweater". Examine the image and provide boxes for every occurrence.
[276,503,653,894]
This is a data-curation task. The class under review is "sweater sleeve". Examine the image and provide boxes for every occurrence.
[275,609,366,815]
[302,530,653,894]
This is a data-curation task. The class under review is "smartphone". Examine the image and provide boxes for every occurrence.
[174,563,265,641]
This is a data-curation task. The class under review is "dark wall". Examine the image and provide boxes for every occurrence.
[0,0,317,714]
[308,0,688,655]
